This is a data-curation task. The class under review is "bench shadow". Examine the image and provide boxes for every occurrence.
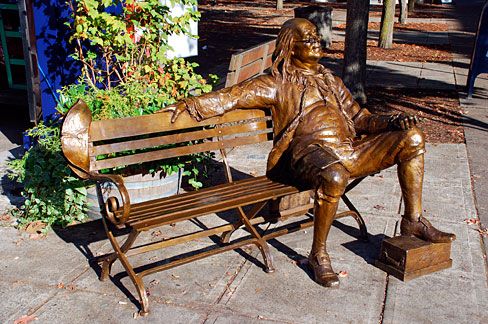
[53,161,381,310]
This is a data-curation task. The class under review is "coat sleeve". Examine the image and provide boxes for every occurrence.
[334,76,390,135]
[182,75,277,121]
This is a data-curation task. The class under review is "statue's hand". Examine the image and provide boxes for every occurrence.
[163,101,187,123]
[389,113,421,130]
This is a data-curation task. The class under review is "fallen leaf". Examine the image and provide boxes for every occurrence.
[24,220,46,234]
[149,279,160,287]
[338,270,348,278]
[464,218,480,225]
[477,228,488,236]
[151,230,162,238]
[13,314,38,324]
[28,233,45,240]
[65,284,77,291]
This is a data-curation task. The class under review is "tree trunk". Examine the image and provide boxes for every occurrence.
[399,0,408,24]
[408,0,415,12]
[276,0,283,10]
[342,0,370,105]
[379,0,395,49]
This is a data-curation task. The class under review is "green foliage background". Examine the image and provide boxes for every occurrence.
[8,0,214,229]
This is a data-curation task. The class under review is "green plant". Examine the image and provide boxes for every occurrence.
[8,123,88,229]
[8,0,216,228]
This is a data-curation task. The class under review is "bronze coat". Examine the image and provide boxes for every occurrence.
[182,65,391,175]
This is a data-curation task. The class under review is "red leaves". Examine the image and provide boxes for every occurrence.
[13,315,38,324]
[464,218,480,225]
[338,270,349,278]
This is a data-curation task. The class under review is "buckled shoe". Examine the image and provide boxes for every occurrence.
[400,216,456,243]
[308,252,340,288]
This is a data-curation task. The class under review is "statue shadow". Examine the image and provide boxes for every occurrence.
[53,159,385,309]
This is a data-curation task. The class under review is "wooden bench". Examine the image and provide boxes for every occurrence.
[60,40,368,316]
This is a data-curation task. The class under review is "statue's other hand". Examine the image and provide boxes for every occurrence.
[167,102,187,123]
[390,113,421,130]
[155,102,187,123]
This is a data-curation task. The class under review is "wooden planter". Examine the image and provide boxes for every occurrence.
[86,170,182,219]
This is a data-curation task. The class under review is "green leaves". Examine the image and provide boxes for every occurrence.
[10,0,220,229]
[7,123,88,229]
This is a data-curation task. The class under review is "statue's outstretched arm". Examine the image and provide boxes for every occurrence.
[162,75,277,123]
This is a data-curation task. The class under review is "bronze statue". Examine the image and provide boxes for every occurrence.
[167,18,456,287]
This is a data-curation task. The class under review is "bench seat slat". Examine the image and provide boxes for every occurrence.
[125,178,286,221]
[125,176,272,217]
[127,182,298,230]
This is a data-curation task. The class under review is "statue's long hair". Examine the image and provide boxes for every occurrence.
[271,19,299,83]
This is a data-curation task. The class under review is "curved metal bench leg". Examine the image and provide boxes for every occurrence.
[335,211,369,242]
[102,220,149,315]
[100,230,140,281]
[255,239,275,273]
[221,202,268,244]
[220,229,235,244]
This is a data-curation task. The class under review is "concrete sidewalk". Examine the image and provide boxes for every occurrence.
[0,142,486,323]
[1,1,487,323]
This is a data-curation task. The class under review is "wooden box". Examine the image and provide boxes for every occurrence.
[269,190,314,219]
[375,235,452,281]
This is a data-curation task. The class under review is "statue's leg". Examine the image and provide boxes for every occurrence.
[395,128,456,242]
[309,163,350,288]
[398,153,424,220]
[347,127,455,243]
[398,154,456,242]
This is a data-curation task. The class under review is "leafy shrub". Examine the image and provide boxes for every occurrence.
[8,123,88,229]
[8,0,215,229]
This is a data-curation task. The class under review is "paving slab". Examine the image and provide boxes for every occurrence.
[216,216,394,323]
[421,144,477,224]
[27,289,209,324]
[0,226,107,286]
[0,281,58,323]
[382,222,488,324]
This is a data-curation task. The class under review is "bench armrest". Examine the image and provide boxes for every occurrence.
[89,173,131,227]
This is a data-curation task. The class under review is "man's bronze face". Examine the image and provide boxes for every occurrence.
[291,21,323,66]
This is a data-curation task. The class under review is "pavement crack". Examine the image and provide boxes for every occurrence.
[378,274,390,324]
[215,256,250,305]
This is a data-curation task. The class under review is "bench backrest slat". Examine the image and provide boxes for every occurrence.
[91,121,270,156]
[89,109,264,142]
[91,132,269,171]
[225,39,276,87]
[85,109,271,172]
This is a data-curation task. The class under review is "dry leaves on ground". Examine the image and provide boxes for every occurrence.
[365,88,464,143]
[335,22,449,32]
[324,41,451,62]
[13,315,38,324]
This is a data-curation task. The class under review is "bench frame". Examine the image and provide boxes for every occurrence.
[60,40,368,316]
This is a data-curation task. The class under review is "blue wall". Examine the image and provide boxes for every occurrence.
[33,1,80,120]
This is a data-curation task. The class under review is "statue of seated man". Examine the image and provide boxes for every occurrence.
[168,18,456,287]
